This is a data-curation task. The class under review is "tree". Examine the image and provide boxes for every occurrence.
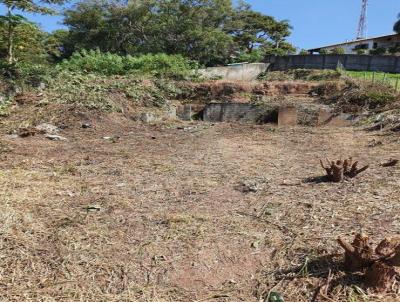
[0,19,49,63]
[267,20,292,49]
[62,0,294,65]
[226,5,294,59]
[0,0,67,62]
[64,0,235,65]
[394,13,400,33]
[44,29,73,61]
[227,10,275,53]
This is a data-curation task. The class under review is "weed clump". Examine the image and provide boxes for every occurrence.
[316,79,398,113]
[59,49,198,79]
[40,72,182,111]
[258,69,342,81]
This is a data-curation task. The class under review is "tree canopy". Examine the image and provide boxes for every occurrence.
[394,13,400,34]
[0,0,67,62]
[0,0,295,66]
[62,0,295,65]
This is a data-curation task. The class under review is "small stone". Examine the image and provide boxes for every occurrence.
[6,134,19,139]
[35,123,60,135]
[45,134,67,141]
[81,122,92,129]
[140,112,156,123]
[85,205,101,212]
[103,136,120,143]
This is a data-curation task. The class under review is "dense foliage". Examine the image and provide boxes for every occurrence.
[59,50,198,78]
[61,0,294,66]
[0,0,68,63]
[0,0,294,68]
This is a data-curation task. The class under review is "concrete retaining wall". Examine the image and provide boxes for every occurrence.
[202,103,357,126]
[203,103,277,123]
[198,63,269,81]
[265,55,400,73]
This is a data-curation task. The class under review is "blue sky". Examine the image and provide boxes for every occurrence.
[0,0,399,50]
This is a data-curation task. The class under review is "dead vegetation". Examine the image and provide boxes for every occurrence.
[2,71,400,301]
[315,79,399,114]
[0,110,399,301]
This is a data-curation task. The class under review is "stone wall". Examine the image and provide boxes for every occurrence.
[265,55,400,73]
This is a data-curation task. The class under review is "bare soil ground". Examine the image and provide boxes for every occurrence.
[1,111,400,301]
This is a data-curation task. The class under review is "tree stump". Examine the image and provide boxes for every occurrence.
[337,234,375,271]
[338,234,400,292]
[320,158,369,182]
[365,262,398,292]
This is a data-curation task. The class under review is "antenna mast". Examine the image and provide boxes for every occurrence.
[356,0,368,39]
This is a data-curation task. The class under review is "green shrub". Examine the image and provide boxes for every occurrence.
[59,49,126,75]
[59,49,198,78]
[369,48,387,55]
[258,69,342,81]
[389,46,400,55]
[0,60,55,88]
[329,47,345,55]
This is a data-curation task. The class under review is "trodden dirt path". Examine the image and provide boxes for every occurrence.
[0,120,400,301]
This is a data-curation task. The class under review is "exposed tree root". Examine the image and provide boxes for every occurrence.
[320,157,369,182]
[338,234,400,292]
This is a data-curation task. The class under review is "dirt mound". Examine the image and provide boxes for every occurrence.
[0,96,134,136]
[253,81,319,96]
[316,79,399,114]
[178,80,319,103]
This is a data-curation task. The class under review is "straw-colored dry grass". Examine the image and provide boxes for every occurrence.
[0,111,400,301]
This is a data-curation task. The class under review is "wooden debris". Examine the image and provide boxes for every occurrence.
[338,234,400,292]
[320,157,369,182]
[380,158,399,167]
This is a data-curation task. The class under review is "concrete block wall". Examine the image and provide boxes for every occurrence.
[265,55,400,73]
[198,63,269,81]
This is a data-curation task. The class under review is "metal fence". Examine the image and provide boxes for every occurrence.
[342,70,400,92]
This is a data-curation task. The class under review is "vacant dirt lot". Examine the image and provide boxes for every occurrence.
[1,114,400,301]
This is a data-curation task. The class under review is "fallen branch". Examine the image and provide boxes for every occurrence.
[380,159,398,167]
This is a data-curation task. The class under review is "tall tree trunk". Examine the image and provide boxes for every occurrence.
[6,6,14,64]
